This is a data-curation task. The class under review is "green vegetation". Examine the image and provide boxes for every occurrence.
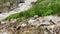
[6,0,60,20]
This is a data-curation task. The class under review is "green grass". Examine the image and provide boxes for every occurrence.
[6,0,60,20]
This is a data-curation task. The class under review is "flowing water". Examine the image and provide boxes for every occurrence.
[0,0,37,21]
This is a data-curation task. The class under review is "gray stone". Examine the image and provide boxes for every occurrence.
[51,17,60,24]
[40,21,53,25]
[36,21,53,28]
[28,19,36,24]
[43,15,53,21]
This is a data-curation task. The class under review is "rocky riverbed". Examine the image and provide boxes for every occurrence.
[0,15,60,34]
[0,0,37,21]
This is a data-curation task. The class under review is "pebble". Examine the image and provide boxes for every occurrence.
[28,19,36,24]
[21,23,27,27]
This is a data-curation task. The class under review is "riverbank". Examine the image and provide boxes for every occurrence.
[0,15,60,34]
[0,0,37,21]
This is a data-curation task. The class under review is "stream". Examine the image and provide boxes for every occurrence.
[0,0,37,21]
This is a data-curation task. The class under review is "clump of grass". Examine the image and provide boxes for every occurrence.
[6,13,19,20]
[6,0,60,20]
